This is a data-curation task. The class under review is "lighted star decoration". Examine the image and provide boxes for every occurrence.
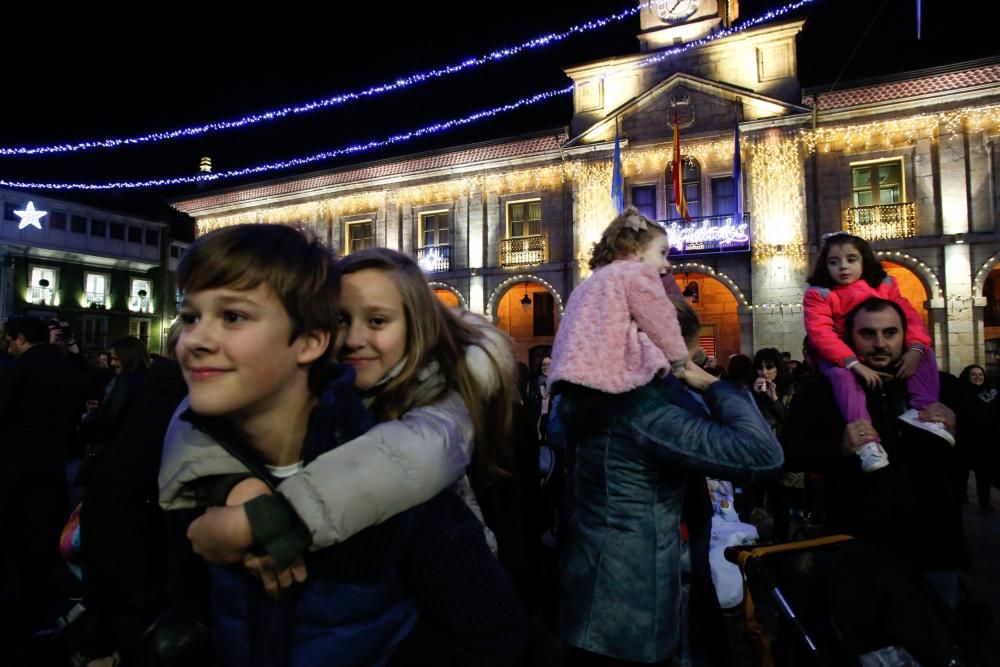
[15,201,46,230]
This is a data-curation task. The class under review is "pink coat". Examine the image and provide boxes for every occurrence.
[548,260,690,394]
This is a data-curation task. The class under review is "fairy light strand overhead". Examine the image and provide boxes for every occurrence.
[0,0,815,160]
[0,0,818,191]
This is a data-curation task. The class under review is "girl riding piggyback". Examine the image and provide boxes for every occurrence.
[547,207,689,395]
[803,232,952,473]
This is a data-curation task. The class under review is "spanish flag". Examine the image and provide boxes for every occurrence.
[672,109,691,221]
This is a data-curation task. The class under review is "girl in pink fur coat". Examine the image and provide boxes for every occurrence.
[547,207,689,394]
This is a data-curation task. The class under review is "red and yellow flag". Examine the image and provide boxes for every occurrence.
[672,109,691,221]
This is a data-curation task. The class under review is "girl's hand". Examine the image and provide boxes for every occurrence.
[850,362,883,389]
[187,506,254,564]
[895,349,922,380]
[680,359,719,392]
[244,554,308,600]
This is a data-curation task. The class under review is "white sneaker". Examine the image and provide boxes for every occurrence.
[897,408,956,446]
[856,441,890,473]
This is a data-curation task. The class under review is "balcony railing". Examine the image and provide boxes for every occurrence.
[416,245,452,273]
[844,202,917,241]
[28,287,54,305]
[84,291,108,308]
[129,296,152,313]
[500,235,546,269]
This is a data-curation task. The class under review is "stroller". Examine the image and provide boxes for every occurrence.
[725,535,983,666]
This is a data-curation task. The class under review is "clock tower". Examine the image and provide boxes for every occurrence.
[638,0,739,51]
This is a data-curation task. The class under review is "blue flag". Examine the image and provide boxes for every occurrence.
[611,125,624,214]
[732,121,742,221]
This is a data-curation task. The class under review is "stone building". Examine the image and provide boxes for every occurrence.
[170,1,1000,377]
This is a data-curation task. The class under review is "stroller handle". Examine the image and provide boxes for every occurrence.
[724,544,757,565]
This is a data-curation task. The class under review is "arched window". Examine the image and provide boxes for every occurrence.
[667,158,701,220]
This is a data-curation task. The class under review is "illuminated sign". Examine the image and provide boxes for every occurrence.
[665,215,750,255]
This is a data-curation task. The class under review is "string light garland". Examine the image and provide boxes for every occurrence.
[671,262,750,307]
[613,0,815,78]
[747,130,806,249]
[975,252,1000,291]
[0,0,815,162]
[0,87,573,191]
[875,250,942,299]
[800,105,1000,154]
[0,4,653,157]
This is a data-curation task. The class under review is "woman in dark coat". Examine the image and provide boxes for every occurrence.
[79,336,151,472]
[958,365,999,510]
[555,301,783,665]
[80,329,188,663]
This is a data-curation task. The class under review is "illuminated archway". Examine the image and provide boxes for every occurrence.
[492,277,562,365]
[880,260,930,330]
[671,269,742,363]
[428,282,466,309]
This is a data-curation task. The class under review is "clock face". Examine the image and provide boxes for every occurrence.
[655,0,700,23]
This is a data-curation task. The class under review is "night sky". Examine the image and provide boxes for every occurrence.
[0,0,992,236]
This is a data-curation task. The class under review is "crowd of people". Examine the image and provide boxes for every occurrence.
[0,214,996,667]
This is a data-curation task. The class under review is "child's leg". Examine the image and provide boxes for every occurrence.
[820,360,878,441]
[905,348,940,410]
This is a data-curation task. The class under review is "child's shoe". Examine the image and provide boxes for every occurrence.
[856,441,890,473]
[897,408,955,446]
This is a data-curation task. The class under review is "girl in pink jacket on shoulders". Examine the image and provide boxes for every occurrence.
[547,207,689,395]
[803,232,951,473]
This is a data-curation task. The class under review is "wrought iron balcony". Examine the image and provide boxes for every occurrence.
[500,235,546,269]
[28,286,54,306]
[85,291,108,308]
[843,202,917,241]
[129,295,152,313]
[416,245,452,273]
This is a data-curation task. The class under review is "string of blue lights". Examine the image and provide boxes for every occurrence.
[0,3,651,157]
[0,0,816,191]
[0,87,574,190]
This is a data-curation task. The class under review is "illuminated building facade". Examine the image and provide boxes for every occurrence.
[171,4,1000,375]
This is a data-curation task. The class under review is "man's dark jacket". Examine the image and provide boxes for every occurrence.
[0,343,83,462]
[783,373,964,572]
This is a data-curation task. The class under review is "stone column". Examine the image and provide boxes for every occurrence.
[941,244,975,372]
[938,127,969,236]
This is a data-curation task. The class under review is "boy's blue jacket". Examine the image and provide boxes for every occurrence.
[166,364,527,667]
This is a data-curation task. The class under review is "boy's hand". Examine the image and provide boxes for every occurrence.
[244,554,308,599]
[226,477,272,506]
[187,505,254,563]
[850,362,883,389]
[895,349,922,380]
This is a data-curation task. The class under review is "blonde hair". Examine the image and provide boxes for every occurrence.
[589,206,667,270]
[335,248,518,488]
